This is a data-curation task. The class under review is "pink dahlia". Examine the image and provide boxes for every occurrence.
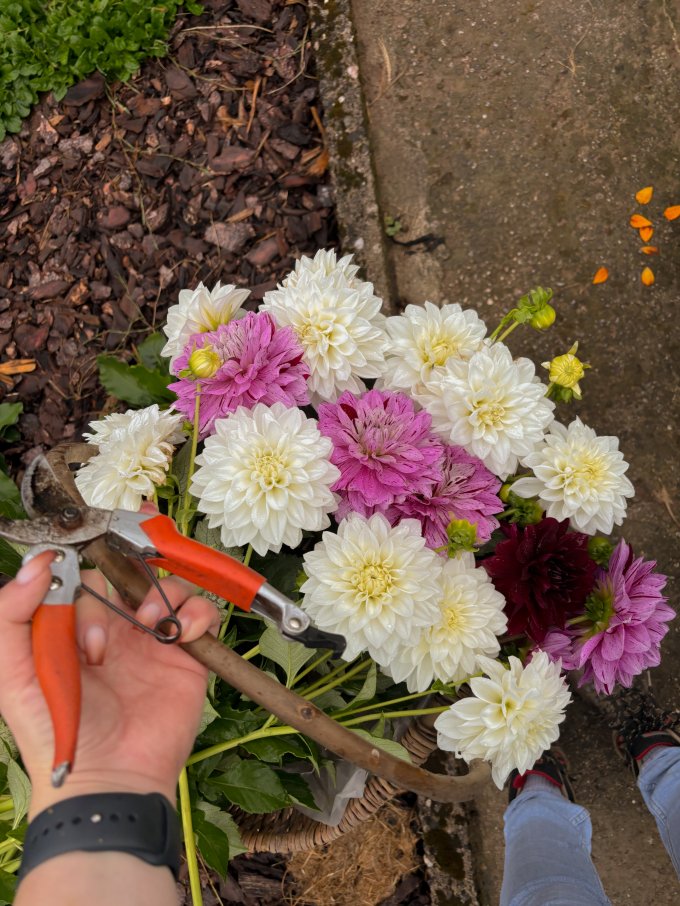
[317,389,443,519]
[538,628,580,671]
[169,311,309,436]
[386,445,502,551]
[575,540,673,694]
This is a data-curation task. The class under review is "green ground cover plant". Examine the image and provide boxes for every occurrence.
[0,0,201,140]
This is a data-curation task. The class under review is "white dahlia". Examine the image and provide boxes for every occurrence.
[283,249,362,289]
[261,271,387,403]
[191,403,340,556]
[512,418,634,535]
[75,405,186,510]
[387,554,508,693]
[300,513,443,662]
[435,651,571,788]
[381,302,487,396]
[161,281,250,372]
[417,342,555,478]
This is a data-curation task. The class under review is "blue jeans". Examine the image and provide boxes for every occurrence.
[500,747,680,905]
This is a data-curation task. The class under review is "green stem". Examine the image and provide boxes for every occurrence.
[332,689,437,718]
[187,725,296,766]
[297,657,366,698]
[180,388,201,536]
[497,321,520,344]
[303,659,371,701]
[178,767,203,906]
[567,614,591,626]
[1,858,20,874]
[241,644,260,661]
[292,650,333,687]
[0,798,14,815]
[0,838,18,856]
[340,706,449,728]
[218,545,254,640]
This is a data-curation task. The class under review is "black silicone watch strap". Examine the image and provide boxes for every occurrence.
[19,792,181,881]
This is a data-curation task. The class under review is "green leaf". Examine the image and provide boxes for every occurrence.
[274,771,319,810]
[351,729,411,763]
[197,697,220,736]
[0,402,22,435]
[7,759,30,828]
[311,689,347,711]
[0,473,24,519]
[192,807,230,878]
[259,625,314,687]
[196,800,245,858]
[205,757,290,813]
[137,332,169,372]
[240,734,318,771]
[196,704,262,747]
[0,538,21,578]
[0,868,17,904]
[347,662,377,707]
[97,355,175,407]
[193,519,243,561]
[249,552,303,599]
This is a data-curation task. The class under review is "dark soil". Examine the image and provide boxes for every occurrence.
[0,0,335,479]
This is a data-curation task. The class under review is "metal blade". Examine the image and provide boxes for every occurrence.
[0,509,112,547]
[22,455,76,518]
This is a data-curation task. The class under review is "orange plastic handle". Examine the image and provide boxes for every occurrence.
[142,514,266,611]
[32,604,81,775]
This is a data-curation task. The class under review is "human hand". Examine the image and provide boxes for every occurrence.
[0,551,219,818]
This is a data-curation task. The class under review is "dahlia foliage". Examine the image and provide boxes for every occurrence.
[78,251,671,802]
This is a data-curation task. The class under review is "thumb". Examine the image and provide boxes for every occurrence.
[0,551,54,687]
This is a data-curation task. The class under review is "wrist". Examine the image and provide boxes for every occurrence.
[29,769,177,820]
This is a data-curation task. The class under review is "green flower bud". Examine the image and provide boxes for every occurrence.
[529,303,556,330]
[188,346,221,379]
[588,536,614,567]
[444,518,478,556]
[499,483,513,503]
[504,491,544,526]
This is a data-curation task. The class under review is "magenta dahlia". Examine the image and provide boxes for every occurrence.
[385,444,502,551]
[169,311,309,436]
[483,518,597,642]
[537,628,580,671]
[317,389,444,519]
[575,540,672,694]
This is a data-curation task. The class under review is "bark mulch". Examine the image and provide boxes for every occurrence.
[0,0,335,478]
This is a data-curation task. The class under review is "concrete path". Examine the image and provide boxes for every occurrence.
[315,0,680,902]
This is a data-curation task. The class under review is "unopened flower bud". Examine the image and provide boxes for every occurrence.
[499,483,513,503]
[529,303,556,330]
[542,342,589,400]
[445,518,478,556]
[588,536,614,567]
[188,346,221,379]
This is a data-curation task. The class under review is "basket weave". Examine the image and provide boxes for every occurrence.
[236,716,438,852]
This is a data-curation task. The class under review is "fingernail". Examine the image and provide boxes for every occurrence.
[179,616,192,640]
[85,625,107,666]
[15,556,48,585]
[137,602,161,627]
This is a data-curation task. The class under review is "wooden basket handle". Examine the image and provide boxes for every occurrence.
[48,443,489,802]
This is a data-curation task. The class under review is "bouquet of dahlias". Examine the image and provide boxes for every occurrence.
[74,250,672,880]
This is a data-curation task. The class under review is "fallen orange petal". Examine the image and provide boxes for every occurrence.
[640,246,659,255]
[641,267,655,286]
[630,214,652,228]
[592,267,609,284]
[635,186,654,204]
[664,205,680,221]
[639,226,654,242]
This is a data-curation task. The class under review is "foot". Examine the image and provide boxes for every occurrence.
[508,748,575,802]
[610,685,680,778]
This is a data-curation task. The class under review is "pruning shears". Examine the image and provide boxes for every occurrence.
[0,456,345,788]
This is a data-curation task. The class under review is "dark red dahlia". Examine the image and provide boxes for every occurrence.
[482,517,597,642]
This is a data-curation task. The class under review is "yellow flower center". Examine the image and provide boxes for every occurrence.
[420,331,460,367]
[444,605,465,632]
[559,451,607,493]
[353,561,393,605]
[549,353,585,389]
[252,451,289,490]
[476,402,506,426]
